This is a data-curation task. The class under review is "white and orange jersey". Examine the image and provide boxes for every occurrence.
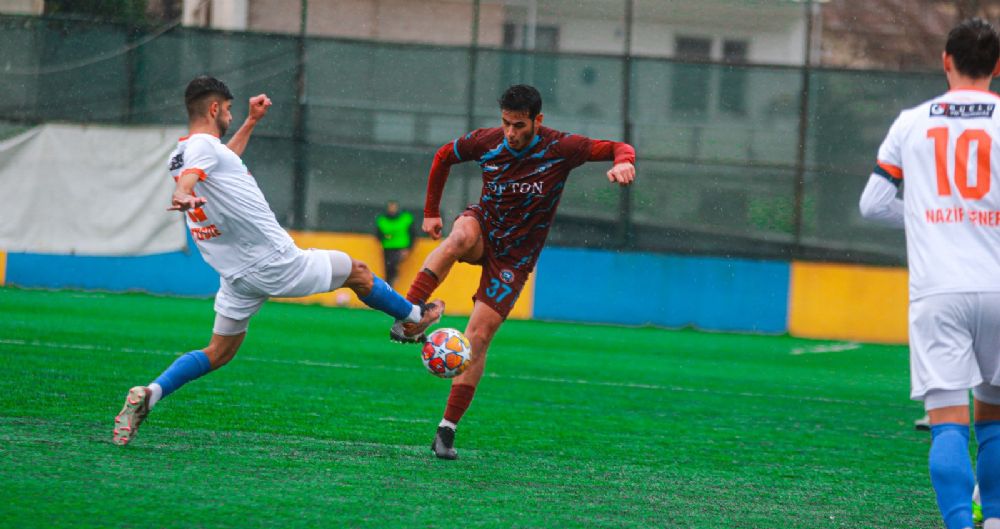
[874,88,1000,300]
[167,133,293,279]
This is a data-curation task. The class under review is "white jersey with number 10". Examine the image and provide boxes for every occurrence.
[877,88,1000,300]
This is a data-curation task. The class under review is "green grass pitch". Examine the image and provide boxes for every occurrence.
[0,286,941,528]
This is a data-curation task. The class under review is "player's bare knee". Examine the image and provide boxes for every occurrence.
[975,384,1000,421]
[203,344,238,369]
[344,259,374,294]
[441,233,472,259]
[464,325,496,351]
[977,402,1000,422]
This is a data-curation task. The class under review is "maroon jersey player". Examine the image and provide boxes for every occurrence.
[390,84,636,459]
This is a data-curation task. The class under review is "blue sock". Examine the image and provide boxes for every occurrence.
[154,350,212,400]
[359,275,414,320]
[976,421,1000,520]
[930,423,975,529]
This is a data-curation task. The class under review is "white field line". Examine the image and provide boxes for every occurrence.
[790,342,862,356]
[0,338,886,407]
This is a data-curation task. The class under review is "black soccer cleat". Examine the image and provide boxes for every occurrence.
[431,425,458,460]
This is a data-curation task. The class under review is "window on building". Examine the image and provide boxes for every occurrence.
[502,23,560,108]
[720,39,749,116]
[675,37,712,61]
[503,23,560,52]
[671,36,712,116]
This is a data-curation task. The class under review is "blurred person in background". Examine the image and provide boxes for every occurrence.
[376,200,416,287]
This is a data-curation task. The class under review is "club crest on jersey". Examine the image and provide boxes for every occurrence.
[930,102,994,118]
[169,153,184,170]
[500,269,514,284]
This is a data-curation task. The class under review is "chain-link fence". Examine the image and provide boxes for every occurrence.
[0,14,938,265]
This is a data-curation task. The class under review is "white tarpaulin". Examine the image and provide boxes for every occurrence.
[0,123,188,255]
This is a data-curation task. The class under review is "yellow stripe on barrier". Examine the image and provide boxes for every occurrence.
[788,261,908,344]
[280,231,534,319]
[0,251,5,286]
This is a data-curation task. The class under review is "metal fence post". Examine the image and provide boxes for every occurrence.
[792,0,815,257]
[617,0,634,249]
[461,0,481,209]
[291,0,308,229]
[124,23,140,124]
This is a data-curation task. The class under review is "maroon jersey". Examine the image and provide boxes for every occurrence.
[424,126,634,272]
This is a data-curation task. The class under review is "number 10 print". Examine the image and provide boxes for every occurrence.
[927,127,992,199]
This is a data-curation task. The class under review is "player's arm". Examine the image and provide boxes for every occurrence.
[168,170,207,211]
[860,111,908,227]
[859,166,904,227]
[226,94,272,157]
[587,140,636,186]
[422,141,464,240]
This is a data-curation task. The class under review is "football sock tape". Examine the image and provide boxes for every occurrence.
[360,275,413,321]
[930,423,976,529]
[153,350,211,401]
[976,421,1000,520]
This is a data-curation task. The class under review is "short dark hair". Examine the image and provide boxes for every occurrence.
[946,18,1000,79]
[498,84,542,119]
[184,75,234,117]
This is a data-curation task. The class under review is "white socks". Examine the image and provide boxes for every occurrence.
[147,383,163,408]
[404,303,422,323]
[439,419,457,430]
[984,518,1000,529]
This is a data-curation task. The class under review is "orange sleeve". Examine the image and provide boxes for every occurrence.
[181,168,208,181]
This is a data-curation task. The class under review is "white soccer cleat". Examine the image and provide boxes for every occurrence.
[113,386,151,446]
[390,299,445,343]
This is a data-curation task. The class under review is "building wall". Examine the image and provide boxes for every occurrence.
[246,0,505,46]
[0,0,41,15]
[228,0,807,65]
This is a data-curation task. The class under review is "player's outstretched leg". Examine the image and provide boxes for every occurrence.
[394,216,483,344]
[431,301,502,459]
[331,253,445,343]
[389,298,445,343]
[113,350,211,446]
[113,330,244,446]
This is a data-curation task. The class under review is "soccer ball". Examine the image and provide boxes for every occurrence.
[421,328,472,378]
